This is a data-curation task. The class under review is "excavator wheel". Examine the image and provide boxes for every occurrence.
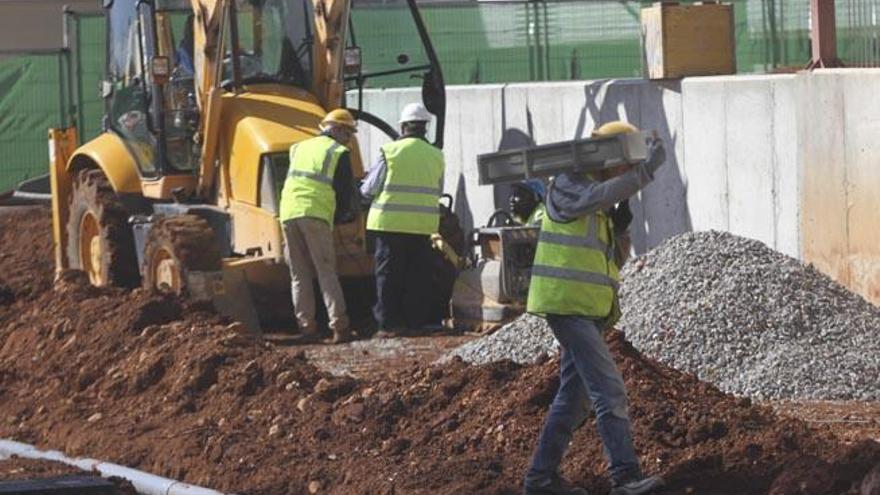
[66,169,140,287]
[142,215,221,296]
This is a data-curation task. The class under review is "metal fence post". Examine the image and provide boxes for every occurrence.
[808,0,844,68]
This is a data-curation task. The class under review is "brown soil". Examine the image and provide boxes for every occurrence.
[0,207,878,494]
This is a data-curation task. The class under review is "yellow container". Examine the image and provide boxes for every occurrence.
[641,2,736,79]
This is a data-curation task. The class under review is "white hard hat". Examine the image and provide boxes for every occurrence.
[399,102,432,124]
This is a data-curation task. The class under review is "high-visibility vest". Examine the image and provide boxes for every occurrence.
[525,203,545,226]
[279,135,347,225]
[527,210,619,320]
[366,137,445,235]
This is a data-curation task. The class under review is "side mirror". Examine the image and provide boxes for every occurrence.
[421,70,443,116]
[103,0,113,8]
[151,56,171,85]
[343,47,362,76]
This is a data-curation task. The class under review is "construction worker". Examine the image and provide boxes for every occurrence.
[523,121,666,495]
[360,102,445,336]
[279,109,358,344]
[510,179,546,226]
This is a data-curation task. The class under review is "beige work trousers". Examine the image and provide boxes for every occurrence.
[282,217,349,334]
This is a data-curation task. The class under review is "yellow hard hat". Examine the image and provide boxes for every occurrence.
[591,120,639,138]
[321,109,357,131]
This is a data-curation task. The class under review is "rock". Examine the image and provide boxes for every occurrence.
[87,412,103,423]
[268,424,281,437]
[308,480,322,494]
[296,396,311,413]
[313,376,357,402]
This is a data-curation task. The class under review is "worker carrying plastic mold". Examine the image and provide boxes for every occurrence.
[360,102,446,337]
[523,121,666,495]
[509,179,546,226]
[279,109,359,344]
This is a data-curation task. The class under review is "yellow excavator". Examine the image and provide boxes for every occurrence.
[48,0,446,331]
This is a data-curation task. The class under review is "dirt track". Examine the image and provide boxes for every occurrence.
[0,207,878,494]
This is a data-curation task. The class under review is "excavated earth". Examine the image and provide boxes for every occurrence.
[0,207,879,495]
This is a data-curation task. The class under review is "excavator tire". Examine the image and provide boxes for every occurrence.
[142,215,221,296]
[66,168,140,287]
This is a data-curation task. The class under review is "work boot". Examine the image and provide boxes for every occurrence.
[609,474,664,495]
[523,475,588,495]
[331,328,354,344]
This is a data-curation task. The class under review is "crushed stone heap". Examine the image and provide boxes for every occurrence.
[443,313,557,365]
[619,230,880,401]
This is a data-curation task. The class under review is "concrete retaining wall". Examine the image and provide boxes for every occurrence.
[353,70,880,305]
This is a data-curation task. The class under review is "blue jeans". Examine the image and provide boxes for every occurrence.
[526,315,640,484]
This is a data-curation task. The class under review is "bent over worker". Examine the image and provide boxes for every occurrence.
[279,109,358,344]
[523,121,665,495]
[360,103,445,336]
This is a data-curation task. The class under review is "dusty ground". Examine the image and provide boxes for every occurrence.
[0,207,878,495]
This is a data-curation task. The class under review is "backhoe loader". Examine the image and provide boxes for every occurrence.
[48,0,446,331]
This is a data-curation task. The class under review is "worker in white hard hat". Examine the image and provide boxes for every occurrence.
[360,102,445,337]
[279,109,360,344]
[524,121,666,495]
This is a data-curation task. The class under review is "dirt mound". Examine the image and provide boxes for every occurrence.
[0,208,53,322]
[0,208,877,494]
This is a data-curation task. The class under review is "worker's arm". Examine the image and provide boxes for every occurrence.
[548,139,666,222]
[333,152,358,224]
[359,152,387,201]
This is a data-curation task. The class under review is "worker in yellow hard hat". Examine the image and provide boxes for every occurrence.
[279,108,359,344]
[523,121,666,495]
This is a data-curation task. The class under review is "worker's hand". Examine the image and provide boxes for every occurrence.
[643,137,667,174]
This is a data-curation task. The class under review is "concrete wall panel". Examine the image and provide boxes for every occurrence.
[841,70,880,303]
[770,76,801,258]
[798,72,850,288]
[725,78,776,246]
[634,80,689,251]
[681,77,729,232]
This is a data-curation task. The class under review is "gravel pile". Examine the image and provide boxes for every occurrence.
[442,313,557,365]
[619,230,880,401]
[445,230,879,400]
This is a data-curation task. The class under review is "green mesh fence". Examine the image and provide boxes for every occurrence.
[76,14,107,146]
[0,52,68,192]
[1,0,878,193]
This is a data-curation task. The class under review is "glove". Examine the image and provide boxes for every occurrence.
[643,137,667,175]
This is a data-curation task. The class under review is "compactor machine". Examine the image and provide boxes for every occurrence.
[48,0,446,330]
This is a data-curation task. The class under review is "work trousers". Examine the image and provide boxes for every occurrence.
[371,231,433,330]
[282,217,349,334]
[526,315,640,485]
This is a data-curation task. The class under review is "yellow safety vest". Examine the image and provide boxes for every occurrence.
[366,137,445,235]
[527,210,620,320]
[279,135,347,225]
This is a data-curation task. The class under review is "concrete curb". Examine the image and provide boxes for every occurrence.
[0,439,234,495]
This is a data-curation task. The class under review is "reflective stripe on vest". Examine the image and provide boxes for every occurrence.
[366,137,445,235]
[526,212,619,318]
[279,135,346,224]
